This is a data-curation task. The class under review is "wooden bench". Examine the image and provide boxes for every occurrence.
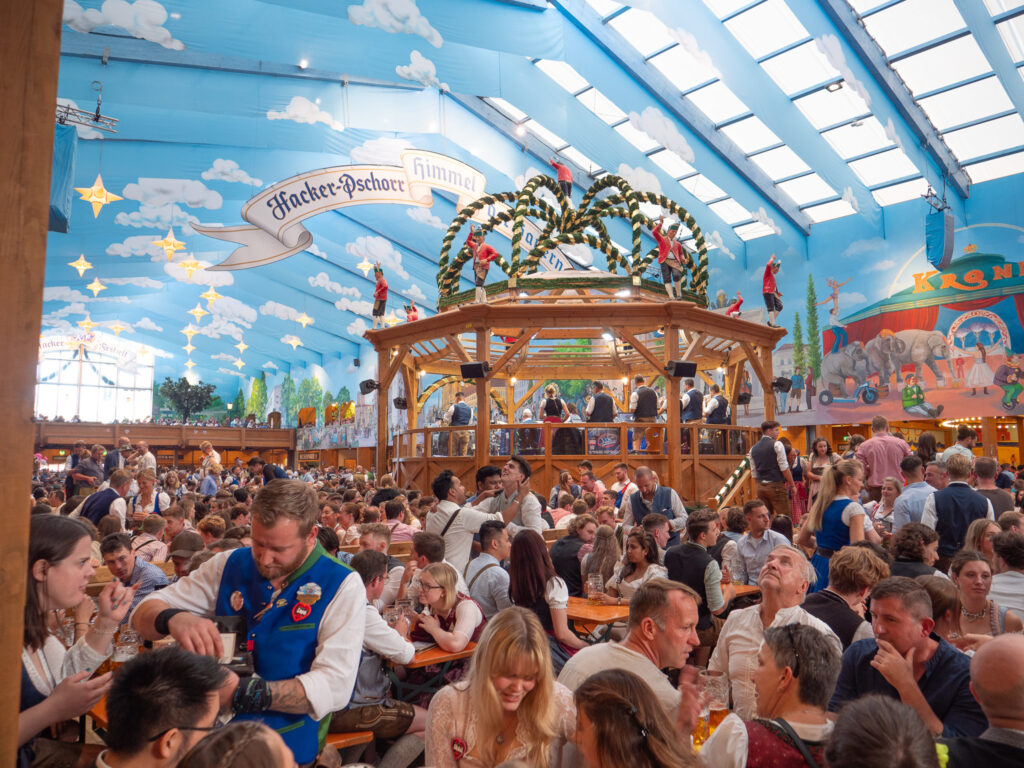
[542,528,568,542]
[324,731,374,749]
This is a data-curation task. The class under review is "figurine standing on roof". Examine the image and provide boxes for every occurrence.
[549,156,572,203]
[371,262,387,329]
[725,291,743,317]
[467,224,499,304]
[762,254,783,327]
[404,300,418,323]
[652,215,690,300]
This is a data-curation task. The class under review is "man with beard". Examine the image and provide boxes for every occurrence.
[132,479,365,766]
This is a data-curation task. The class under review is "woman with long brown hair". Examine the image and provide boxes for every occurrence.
[425,607,575,768]
[597,530,666,606]
[796,459,866,592]
[581,524,621,587]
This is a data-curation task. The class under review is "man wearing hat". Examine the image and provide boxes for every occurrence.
[466,224,499,304]
[762,254,783,327]
[371,261,388,329]
[652,215,689,300]
[167,530,205,581]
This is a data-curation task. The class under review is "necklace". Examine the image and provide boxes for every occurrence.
[961,601,988,622]
[495,733,505,745]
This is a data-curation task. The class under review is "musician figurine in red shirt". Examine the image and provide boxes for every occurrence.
[467,224,499,304]
[725,291,743,317]
[549,156,573,203]
[404,300,418,323]
[762,254,783,327]
[652,215,690,300]
[371,262,388,329]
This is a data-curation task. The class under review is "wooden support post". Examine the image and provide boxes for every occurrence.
[981,417,998,459]
[665,326,681,491]
[376,346,388,473]
[0,2,62,762]
[476,328,491,470]
[403,366,418,430]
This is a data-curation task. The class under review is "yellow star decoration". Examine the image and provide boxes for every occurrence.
[137,346,150,360]
[283,335,302,350]
[183,342,196,355]
[200,286,222,308]
[86,278,107,297]
[184,360,196,370]
[235,339,249,354]
[77,314,97,333]
[108,320,127,336]
[295,312,314,328]
[181,325,198,340]
[356,257,374,277]
[152,228,186,261]
[178,255,203,280]
[187,303,209,323]
[384,311,401,327]
[68,254,93,277]
[74,174,123,217]
[233,358,245,370]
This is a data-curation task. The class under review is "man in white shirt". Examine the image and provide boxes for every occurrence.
[621,467,687,547]
[710,545,841,719]
[472,456,547,536]
[609,462,638,514]
[463,520,513,619]
[940,425,977,465]
[427,469,512,575]
[136,441,158,473]
[990,531,1024,617]
[73,468,131,528]
[558,577,700,718]
[132,479,365,766]
[359,523,407,611]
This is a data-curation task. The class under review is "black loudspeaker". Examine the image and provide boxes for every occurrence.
[393,397,408,409]
[359,379,379,396]
[460,361,490,379]
[665,360,698,378]
[737,392,752,404]
[353,359,360,368]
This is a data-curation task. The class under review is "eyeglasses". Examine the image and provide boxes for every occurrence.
[421,584,443,592]
[147,724,220,742]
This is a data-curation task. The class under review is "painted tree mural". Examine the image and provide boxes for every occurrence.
[805,275,823,380]
[281,373,296,426]
[247,371,268,421]
[792,312,806,375]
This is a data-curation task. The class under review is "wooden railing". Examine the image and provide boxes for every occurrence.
[35,422,296,451]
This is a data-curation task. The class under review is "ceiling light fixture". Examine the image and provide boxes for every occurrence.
[825,81,843,93]
[299,59,309,70]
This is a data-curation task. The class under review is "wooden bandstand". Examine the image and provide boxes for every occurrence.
[365,274,785,505]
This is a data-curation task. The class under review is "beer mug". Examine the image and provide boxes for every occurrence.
[111,627,140,670]
[586,574,604,605]
[701,669,729,735]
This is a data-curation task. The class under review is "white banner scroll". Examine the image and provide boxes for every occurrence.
[193,150,485,271]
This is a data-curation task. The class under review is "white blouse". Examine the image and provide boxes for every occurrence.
[425,680,576,768]
[606,562,668,600]
[701,713,834,768]
[22,634,110,698]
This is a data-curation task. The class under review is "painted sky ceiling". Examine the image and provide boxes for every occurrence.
[46,0,1024,391]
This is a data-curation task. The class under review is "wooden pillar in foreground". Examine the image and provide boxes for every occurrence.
[476,328,491,469]
[0,1,63,762]
[665,326,681,492]
[981,417,998,460]
[376,346,388,473]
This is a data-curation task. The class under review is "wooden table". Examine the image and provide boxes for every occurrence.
[387,643,476,702]
[566,597,630,643]
[86,695,109,739]
[734,584,761,599]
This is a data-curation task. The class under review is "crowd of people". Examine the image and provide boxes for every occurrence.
[18,420,1024,768]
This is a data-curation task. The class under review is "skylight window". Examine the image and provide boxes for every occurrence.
[849,148,921,186]
[720,116,782,154]
[485,97,527,123]
[608,8,675,57]
[523,119,567,149]
[724,0,808,59]
[584,0,622,17]
[917,77,1013,131]
[997,14,1024,60]
[648,149,695,178]
[871,178,929,207]
[734,221,778,240]
[861,0,966,56]
[965,150,1024,183]
[984,0,1024,14]
[686,81,749,124]
[892,37,992,95]
[701,0,755,17]
[614,121,659,152]
[576,88,627,125]
[822,117,895,159]
[846,0,894,12]
[793,86,871,130]
[649,46,719,93]
[709,198,752,224]
[560,146,599,173]
[680,174,726,202]
[942,114,1024,162]
[803,199,858,224]
[534,60,589,94]
[760,42,841,96]
[777,173,838,206]
[749,145,811,179]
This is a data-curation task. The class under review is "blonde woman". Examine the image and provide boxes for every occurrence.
[411,563,485,653]
[425,607,575,768]
[127,469,170,530]
[541,385,570,423]
[796,459,866,593]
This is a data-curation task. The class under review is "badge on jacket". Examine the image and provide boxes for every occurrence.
[292,582,322,622]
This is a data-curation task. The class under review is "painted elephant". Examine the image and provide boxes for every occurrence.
[891,329,951,386]
[819,342,871,396]
[864,334,907,388]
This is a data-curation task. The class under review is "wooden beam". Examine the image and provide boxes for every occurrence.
[617,329,666,376]
[476,329,491,472]
[376,347,389,478]
[666,326,682,491]
[487,330,536,378]
[445,334,472,363]
[514,380,545,412]
[402,365,418,430]
[681,332,706,362]
[1,2,62,763]
[380,344,411,391]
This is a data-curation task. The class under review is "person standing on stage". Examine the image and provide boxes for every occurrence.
[652,216,688,300]
[372,263,388,329]
[679,378,704,423]
[466,225,499,304]
[704,384,731,424]
[550,156,573,201]
[749,420,795,517]
[132,480,366,766]
[629,375,659,423]
[762,254,783,327]
[444,391,474,457]
[585,380,617,422]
